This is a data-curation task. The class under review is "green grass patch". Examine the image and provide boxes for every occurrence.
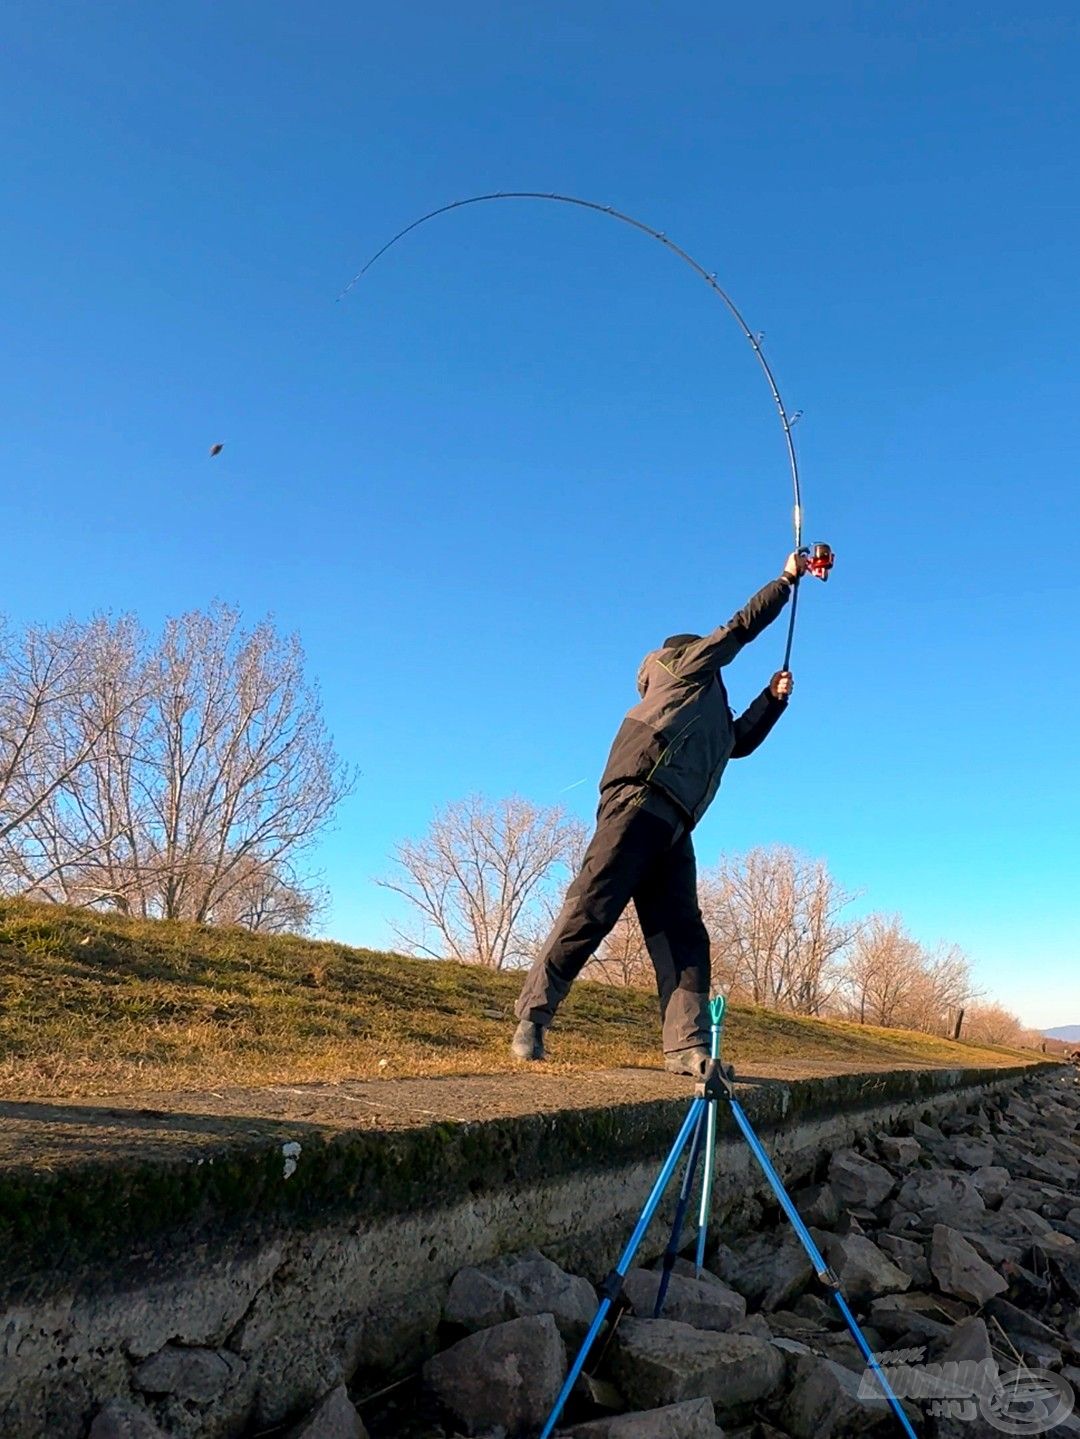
[0,897,1039,1099]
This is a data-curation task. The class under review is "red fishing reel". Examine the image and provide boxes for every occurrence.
[802,542,835,582]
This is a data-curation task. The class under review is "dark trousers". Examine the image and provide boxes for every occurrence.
[514,786,711,1053]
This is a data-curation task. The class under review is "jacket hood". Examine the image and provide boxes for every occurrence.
[636,651,659,697]
[638,633,702,697]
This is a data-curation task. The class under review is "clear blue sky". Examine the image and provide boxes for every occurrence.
[2,4,1077,1028]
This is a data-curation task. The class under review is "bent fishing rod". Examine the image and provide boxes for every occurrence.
[342,191,833,665]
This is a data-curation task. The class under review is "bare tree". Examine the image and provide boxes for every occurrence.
[701,845,857,1015]
[0,616,145,881]
[962,1002,1025,1047]
[381,794,582,968]
[901,943,976,1035]
[840,914,924,1026]
[1,605,351,930]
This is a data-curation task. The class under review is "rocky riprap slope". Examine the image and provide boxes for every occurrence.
[83,1068,1080,1439]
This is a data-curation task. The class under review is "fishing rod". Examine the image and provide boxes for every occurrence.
[342,191,832,666]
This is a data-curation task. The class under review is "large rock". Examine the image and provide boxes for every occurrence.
[777,1350,894,1437]
[970,1166,1012,1206]
[878,1136,921,1168]
[88,1401,168,1439]
[930,1225,1009,1305]
[877,1234,931,1288]
[937,1316,994,1365]
[424,1313,566,1435]
[818,1232,911,1302]
[895,1171,985,1221]
[445,1251,596,1342]
[949,1137,996,1170]
[868,1294,954,1345]
[712,1236,813,1311]
[609,1318,784,1414]
[559,1396,725,1437]
[285,1386,368,1439]
[133,1345,246,1406]
[792,1182,841,1229]
[828,1151,896,1210]
[986,1297,1067,1348]
[624,1267,745,1332]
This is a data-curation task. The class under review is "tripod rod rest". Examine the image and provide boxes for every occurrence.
[695,1059,737,1103]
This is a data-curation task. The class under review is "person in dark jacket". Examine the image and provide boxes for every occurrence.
[512,552,814,1077]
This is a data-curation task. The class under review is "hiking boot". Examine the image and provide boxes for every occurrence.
[664,1047,711,1079]
[510,1020,546,1061]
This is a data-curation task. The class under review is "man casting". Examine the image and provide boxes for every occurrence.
[512,551,819,1077]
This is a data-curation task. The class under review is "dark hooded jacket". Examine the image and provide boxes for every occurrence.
[598,576,792,826]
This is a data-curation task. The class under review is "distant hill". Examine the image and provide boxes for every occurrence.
[1044,1025,1080,1042]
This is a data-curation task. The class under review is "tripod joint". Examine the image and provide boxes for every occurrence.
[695,1059,736,1103]
[597,1269,627,1305]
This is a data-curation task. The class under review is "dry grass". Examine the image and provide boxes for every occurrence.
[0,898,1039,1100]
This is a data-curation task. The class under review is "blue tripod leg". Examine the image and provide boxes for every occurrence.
[653,1102,709,1316]
[538,1097,706,1439]
[727,1098,918,1439]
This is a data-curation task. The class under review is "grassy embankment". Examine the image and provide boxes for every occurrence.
[0,898,1040,1100]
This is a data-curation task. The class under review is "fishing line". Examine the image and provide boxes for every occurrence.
[342,191,819,667]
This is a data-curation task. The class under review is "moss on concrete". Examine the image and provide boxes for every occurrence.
[0,1060,1055,1303]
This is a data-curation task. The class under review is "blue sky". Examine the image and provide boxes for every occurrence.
[2,4,1077,1027]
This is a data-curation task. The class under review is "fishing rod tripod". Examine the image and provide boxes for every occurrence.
[538,998,917,1439]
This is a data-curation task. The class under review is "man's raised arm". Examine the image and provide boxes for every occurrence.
[669,553,806,685]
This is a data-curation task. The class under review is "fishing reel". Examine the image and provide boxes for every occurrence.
[800,542,835,582]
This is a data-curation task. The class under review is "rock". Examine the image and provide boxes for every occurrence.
[609,1318,784,1414]
[791,1294,842,1328]
[970,1166,1011,1206]
[778,1350,894,1437]
[937,1317,994,1365]
[792,1182,841,1229]
[828,1151,895,1210]
[1002,1258,1052,1305]
[877,1234,931,1288]
[949,1137,996,1170]
[999,1199,1054,1234]
[818,1232,911,1302]
[733,1313,774,1340]
[1050,1244,1080,1300]
[624,1267,745,1331]
[285,1385,368,1439]
[88,1400,169,1439]
[559,1396,725,1437]
[868,1294,954,1345]
[964,1231,1023,1267]
[133,1345,245,1406]
[878,1136,921,1168]
[895,1171,985,1221]
[768,1311,822,1341]
[930,1225,1009,1305]
[423,1313,566,1435]
[445,1250,597,1342]
[986,1297,1066,1347]
[713,1236,814,1312]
